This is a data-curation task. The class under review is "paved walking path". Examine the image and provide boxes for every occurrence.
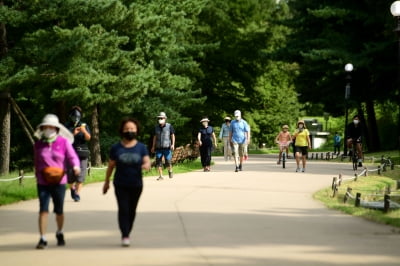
[1,155,400,266]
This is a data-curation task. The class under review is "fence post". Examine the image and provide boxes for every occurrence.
[383,163,387,172]
[384,194,390,213]
[378,165,381,175]
[87,161,91,176]
[316,153,318,160]
[19,169,24,186]
[344,187,352,203]
[338,173,342,186]
[331,177,337,190]
[355,193,361,207]
[397,180,400,190]
[364,167,368,176]
[354,173,358,181]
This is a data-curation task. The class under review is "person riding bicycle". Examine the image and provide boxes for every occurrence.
[346,114,363,167]
[275,125,292,164]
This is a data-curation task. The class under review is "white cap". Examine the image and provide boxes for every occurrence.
[234,110,241,117]
[157,112,167,118]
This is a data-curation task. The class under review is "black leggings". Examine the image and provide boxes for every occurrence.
[114,185,143,238]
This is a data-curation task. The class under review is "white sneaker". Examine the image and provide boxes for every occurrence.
[301,168,305,172]
[122,237,130,247]
[295,168,300,172]
[156,176,164,181]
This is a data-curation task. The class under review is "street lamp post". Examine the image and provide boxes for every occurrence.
[343,63,353,156]
[390,1,400,151]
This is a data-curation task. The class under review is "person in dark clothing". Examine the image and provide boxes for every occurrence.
[103,117,151,247]
[197,117,217,172]
[346,114,363,166]
[65,106,91,202]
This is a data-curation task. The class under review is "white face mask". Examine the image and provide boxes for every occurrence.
[158,119,165,125]
[43,128,57,139]
[353,120,359,125]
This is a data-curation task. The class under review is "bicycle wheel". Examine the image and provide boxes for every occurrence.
[282,152,286,169]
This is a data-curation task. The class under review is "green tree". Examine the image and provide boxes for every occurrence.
[285,0,398,151]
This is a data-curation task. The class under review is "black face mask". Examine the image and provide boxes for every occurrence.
[122,131,137,140]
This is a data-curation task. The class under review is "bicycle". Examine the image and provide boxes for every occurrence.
[277,141,291,169]
[349,138,361,171]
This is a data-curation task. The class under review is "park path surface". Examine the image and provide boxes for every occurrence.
[1,155,400,266]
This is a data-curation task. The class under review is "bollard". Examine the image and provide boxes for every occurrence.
[378,165,381,175]
[19,169,24,186]
[355,192,361,207]
[381,155,384,164]
[316,153,318,160]
[364,167,368,176]
[311,153,314,160]
[384,194,390,213]
[338,173,342,186]
[321,153,324,160]
[354,173,358,181]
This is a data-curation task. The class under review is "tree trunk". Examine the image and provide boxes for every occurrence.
[90,105,102,166]
[365,100,380,152]
[0,92,10,175]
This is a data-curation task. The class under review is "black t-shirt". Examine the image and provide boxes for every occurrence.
[347,122,362,140]
[199,126,214,146]
[65,121,91,148]
[110,141,149,187]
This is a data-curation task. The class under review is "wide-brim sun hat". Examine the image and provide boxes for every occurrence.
[200,118,210,123]
[157,112,167,118]
[224,116,231,121]
[282,125,289,129]
[34,114,74,143]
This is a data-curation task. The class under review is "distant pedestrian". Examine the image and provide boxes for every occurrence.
[333,132,341,155]
[219,117,232,161]
[229,110,250,172]
[103,118,151,247]
[150,112,175,180]
[34,114,81,249]
[65,106,91,202]
[293,120,311,172]
[197,117,217,171]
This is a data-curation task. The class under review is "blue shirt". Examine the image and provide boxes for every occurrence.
[219,123,230,138]
[230,119,250,144]
[110,141,149,187]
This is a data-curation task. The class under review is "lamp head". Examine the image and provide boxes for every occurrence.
[344,63,353,72]
[391,1,400,17]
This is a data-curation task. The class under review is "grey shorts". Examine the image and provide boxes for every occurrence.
[67,158,88,183]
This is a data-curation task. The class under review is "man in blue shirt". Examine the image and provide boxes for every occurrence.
[229,110,250,172]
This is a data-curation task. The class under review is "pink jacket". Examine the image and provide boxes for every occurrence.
[34,136,80,185]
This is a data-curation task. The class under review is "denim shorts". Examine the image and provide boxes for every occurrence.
[37,184,66,214]
[155,149,172,167]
